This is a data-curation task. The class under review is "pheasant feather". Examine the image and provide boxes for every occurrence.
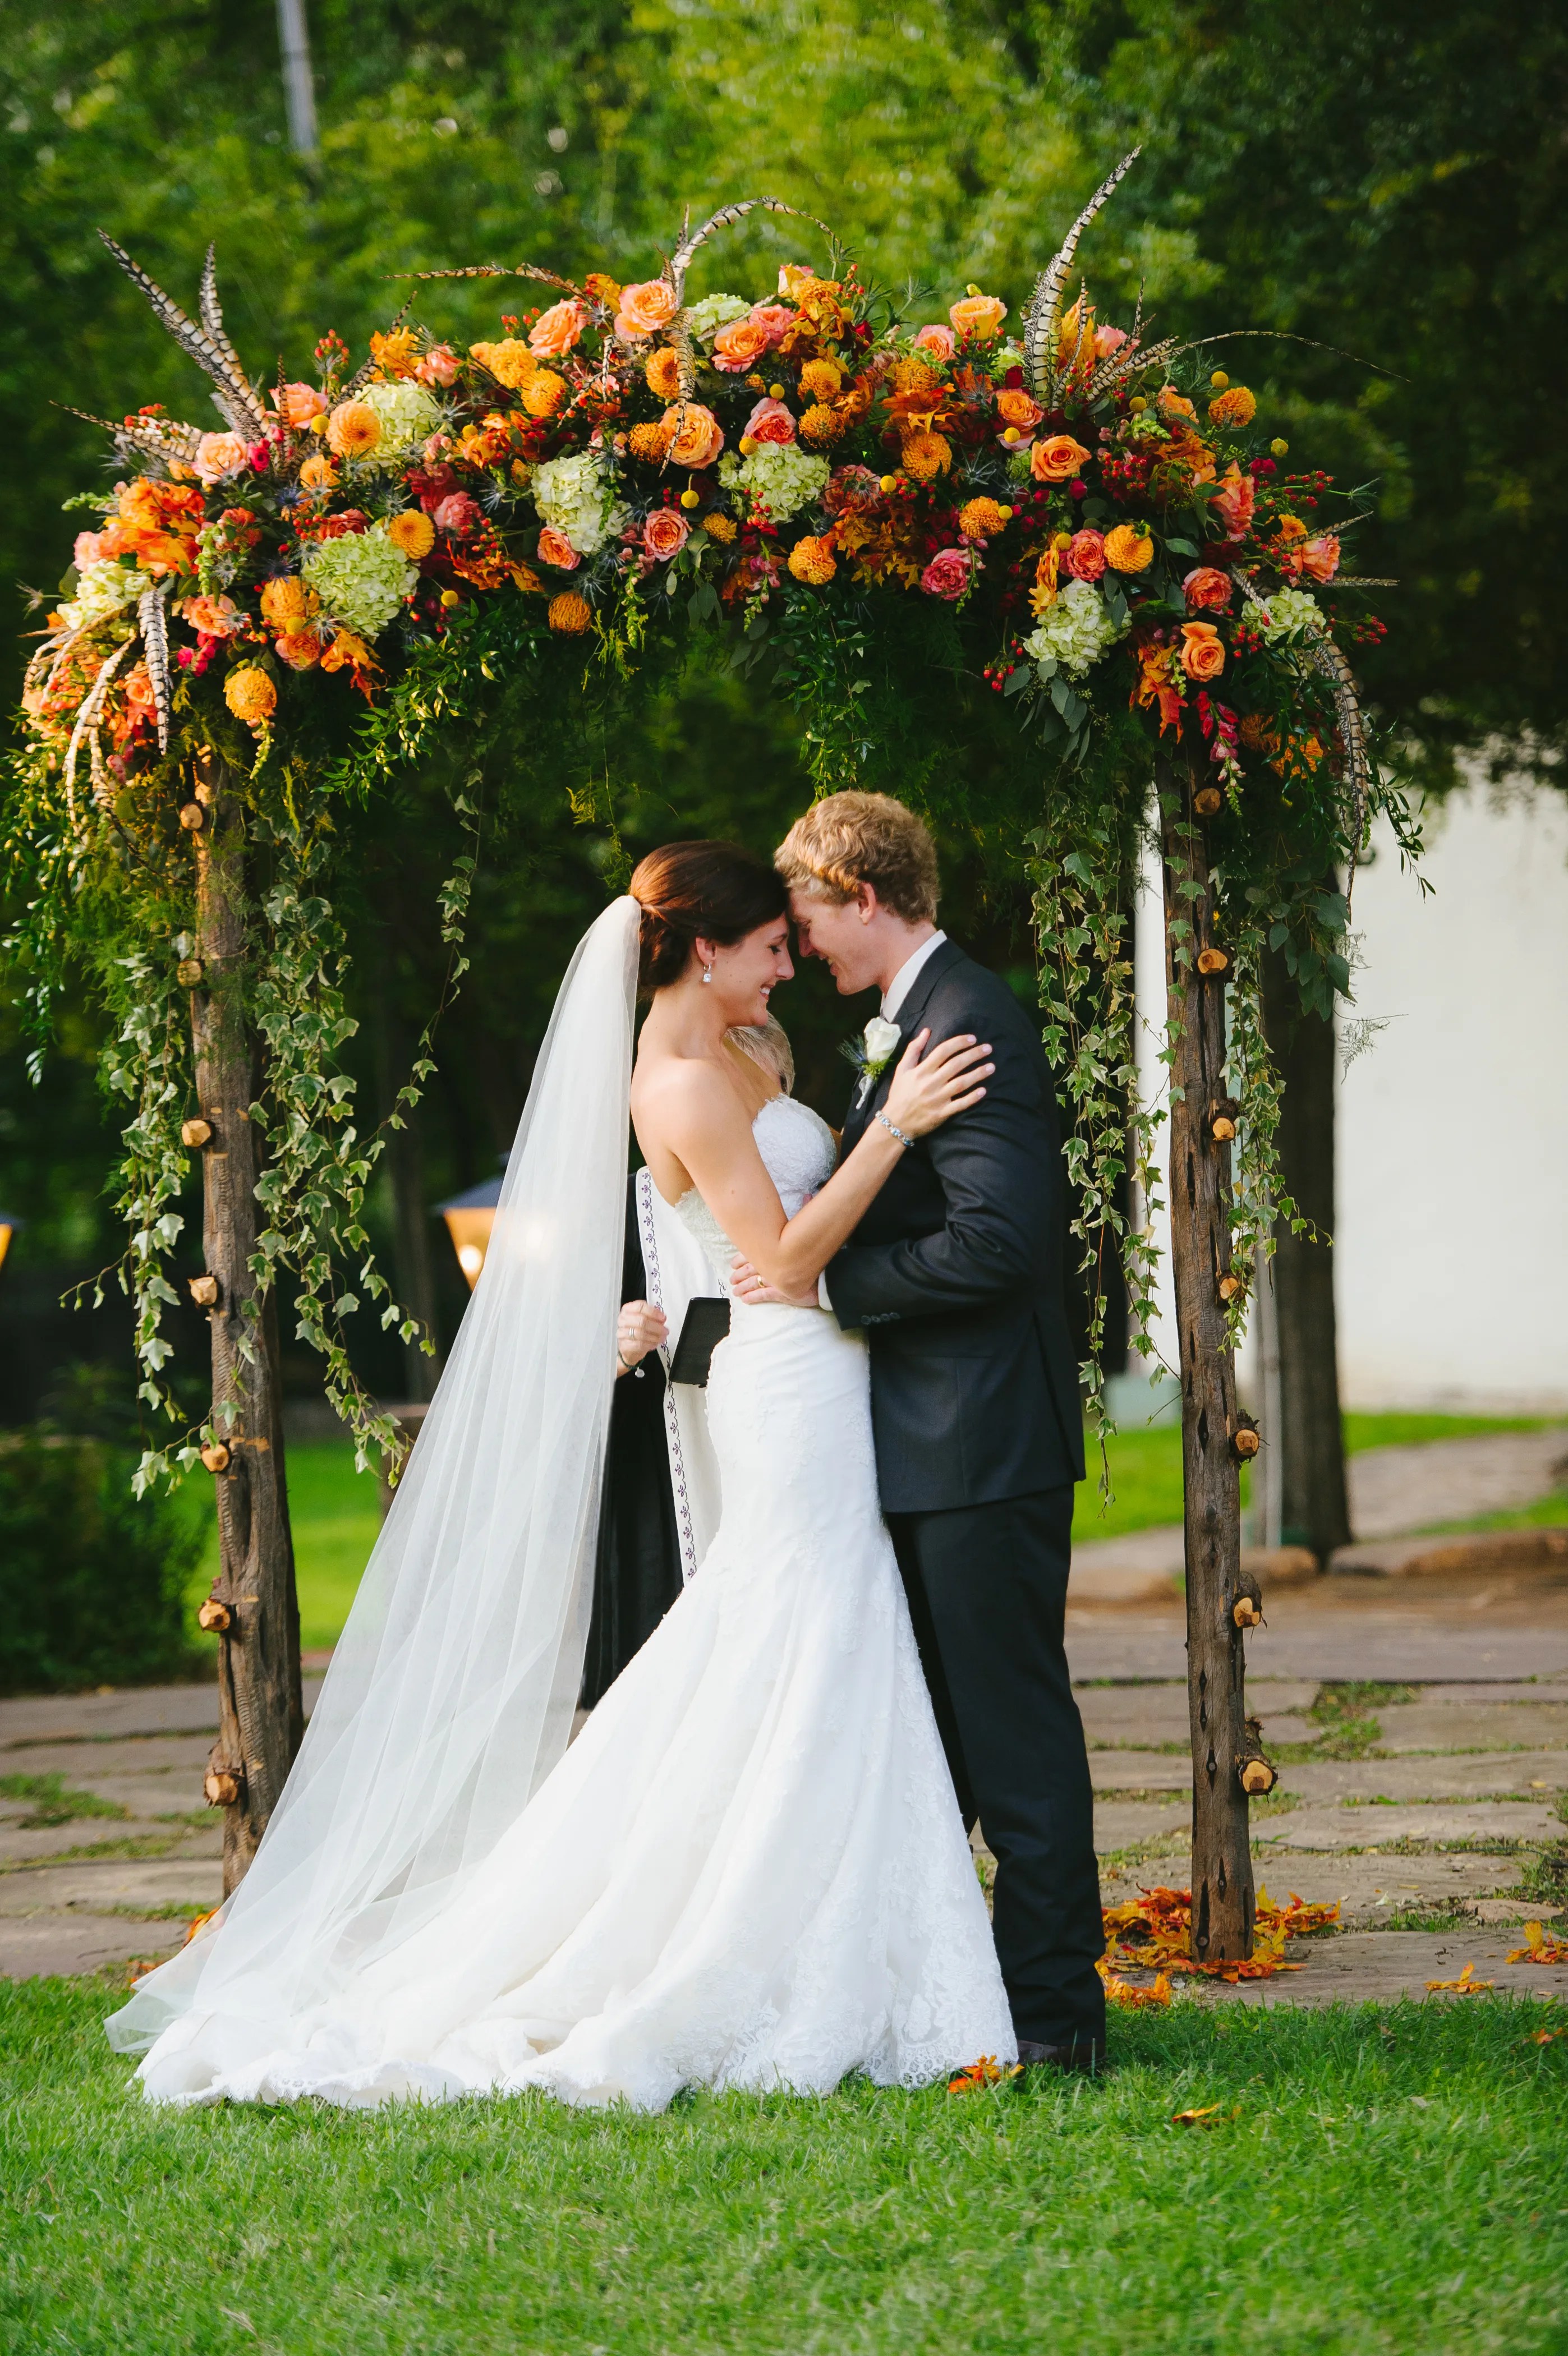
[1307,632,1371,886]
[57,403,205,466]
[99,233,268,438]
[1023,147,1142,406]
[668,196,834,305]
[137,586,172,756]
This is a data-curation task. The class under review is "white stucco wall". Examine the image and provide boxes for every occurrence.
[1126,771,1568,1416]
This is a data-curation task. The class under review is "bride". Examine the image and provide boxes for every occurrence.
[108,841,1015,2110]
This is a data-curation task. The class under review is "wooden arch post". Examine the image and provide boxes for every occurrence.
[187,748,302,1894]
[1159,751,1257,1964]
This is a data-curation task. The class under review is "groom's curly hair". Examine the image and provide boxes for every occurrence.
[774,793,940,924]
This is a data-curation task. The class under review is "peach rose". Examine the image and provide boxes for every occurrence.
[1158,388,1197,420]
[272,381,327,428]
[949,293,1008,341]
[663,402,725,468]
[72,529,107,568]
[1094,325,1129,359]
[274,629,321,671]
[913,324,956,361]
[615,279,678,339]
[1030,434,1091,484]
[711,316,772,373]
[1102,523,1154,573]
[1179,620,1226,681]
[181,592,243,637]
[416,343,459,386]
[643,508,691,562]
[434,492,482,536]
[536,526,580,571]
[748,303,794,348]
[995,388,1043,437]
[195,431,250,482]
[1063,529,1106,582]
[1297,533,1341,583]
[919,546,972,600]
[1183,566,1233,612]
[1211,463,1256,541]
[530,299,589,357]
[742,397,796,449]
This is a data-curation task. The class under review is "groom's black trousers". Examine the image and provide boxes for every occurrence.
[886,1487,1106,2050]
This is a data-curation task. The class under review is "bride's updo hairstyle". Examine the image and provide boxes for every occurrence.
[629,841,788,991]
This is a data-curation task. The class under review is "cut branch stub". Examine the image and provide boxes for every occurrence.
[1231,1415,1262,1461]
[181,1117,213,1149]
[1218,1273,1245,1303]
[1194,786,1222,817]
[1239,1755,1277,1794]
[178,802,205,831]
[176,958,204,988]
[188,1273,221,1308]
[196,1595,232,1633]
[1232,1571,1264,1630]
[204,1766,242,1807]
[1196,946,1230,977]
[200,1440,231,1472]
[1209,1097,1240,1142]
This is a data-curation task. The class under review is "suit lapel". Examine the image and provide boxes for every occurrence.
[842,938,968,1144]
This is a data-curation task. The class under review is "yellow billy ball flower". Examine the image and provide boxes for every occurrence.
[1129,395,1147,415]
[965,283,981,297]
[1002,427,1020,444]
[440,588,461,608]
[1271,437,1290,457]
[879,475,898,495]
[787,533,837,585]
[768,382,787,401]
[739,435,757,456]
[1210,370,1229,389]
[679,486,700,509]
[548,591,593,634]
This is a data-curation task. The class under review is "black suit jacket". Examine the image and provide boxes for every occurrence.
[826,938,1086,1512]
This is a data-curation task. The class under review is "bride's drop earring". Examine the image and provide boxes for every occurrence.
[702,963,713,984]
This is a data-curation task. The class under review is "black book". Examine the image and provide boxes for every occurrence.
[667,1296,731,1388]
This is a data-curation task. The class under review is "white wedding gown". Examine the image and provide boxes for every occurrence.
[130,1095,1014,2111]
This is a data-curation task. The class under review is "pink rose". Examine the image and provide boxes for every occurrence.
[530,300,589,358]
[913,324,956,361]
[743,397,796,448]
[272,381,327,427]
[1093,325,1129,359]
[433,493,483,537]
[181,592,244,638]
[919,546,972,601]
[416,344,459,387]
[1063,528,1107,582]
[1211,462,1256,542]
[537,525,580,570]
[748,303,794,348]
[643,509,691,562]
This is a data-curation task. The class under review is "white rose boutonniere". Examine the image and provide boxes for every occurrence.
[841,1014,904,1107]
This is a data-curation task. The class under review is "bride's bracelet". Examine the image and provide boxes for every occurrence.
[876,1110,916,1151]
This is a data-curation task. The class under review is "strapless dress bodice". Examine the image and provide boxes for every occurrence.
[673,1093,836,1290]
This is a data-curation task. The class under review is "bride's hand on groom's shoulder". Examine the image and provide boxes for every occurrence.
[882,1029,994,1139]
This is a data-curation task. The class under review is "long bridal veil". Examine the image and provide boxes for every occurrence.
[109,896,641,2058]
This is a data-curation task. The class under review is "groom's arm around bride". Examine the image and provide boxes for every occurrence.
[772,793,1107,2069]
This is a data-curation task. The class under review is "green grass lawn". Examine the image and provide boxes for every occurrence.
[184,1413,1561,1654]
[2,1981,1564,2354]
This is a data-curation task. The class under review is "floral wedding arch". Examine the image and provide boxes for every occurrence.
[5,153,1414,1954]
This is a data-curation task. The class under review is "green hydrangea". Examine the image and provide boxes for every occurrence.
[301,525,417,638]
[57,560,152,633]
[718,443,830,523]
[1023,579,1129,678]
[358,380,444,463]
[1242,586,1321,643]
[686,293,751,342]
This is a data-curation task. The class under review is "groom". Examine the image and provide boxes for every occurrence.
[763,792,1105,2070]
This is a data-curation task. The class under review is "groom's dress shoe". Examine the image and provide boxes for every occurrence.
[1016,2035,1106,2077]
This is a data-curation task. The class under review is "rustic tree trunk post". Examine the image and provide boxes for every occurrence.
[1158,753,1256,1964]
[187,749,302,1893]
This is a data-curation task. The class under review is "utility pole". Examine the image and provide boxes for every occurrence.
[275,0,319,158]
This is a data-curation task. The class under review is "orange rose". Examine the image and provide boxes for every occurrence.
[224,666,276,728]
[195,431,250,482]
[949,293,1008,341]
[1030,434,1090,484]
[1183,566,1233,613]
[1179,621,1226,681]
[1211,463,1256,541]
[995,388,1043,436]
[913,325,955,361]
[1103,523,1153,573]
[661,403,724,470]
[530,298,588,357]
[537,526,580,571]
[416,343,459,387]
[274,630,321,671]
[327,402,381,459]
[1297,533,1341,583]
[643,509,691,562]
[1158,388,1197,420]
[615,279,678,339]
[644,346,686,399]
[386,510,436,560]
[711,316,772,373]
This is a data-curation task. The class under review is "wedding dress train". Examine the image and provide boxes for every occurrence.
[126,1095,1014,2110]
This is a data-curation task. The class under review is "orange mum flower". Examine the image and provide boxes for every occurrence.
[644,347,686,400]
[798,403,847,447]
[787,533,837,585]
[901,430,952,480]
[327,402,380,459]
[1103,523,1154,573]
[1208,385,1257,429]
[224,666,277,728]
[957,496,1011,539]
[386,510,436,560]
[548,592,593,634]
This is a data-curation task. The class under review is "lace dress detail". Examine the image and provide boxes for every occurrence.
[132,1091,1013,2113]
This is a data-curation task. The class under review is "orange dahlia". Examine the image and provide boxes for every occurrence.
[1103,523,1155,573]
[644,347,685,400]
[958,496,1011,539]
[326,402,381,459]
[224,666,277,728]
[787,534,837,585]
[798,403,847,447]
[701,511,738,544]
[902,430,952,481]
[386,510,436,560]
[798,357,844,401]
[1208,385,1257,429]
[627,420,673,462]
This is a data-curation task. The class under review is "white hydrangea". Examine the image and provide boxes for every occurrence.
[686,293,751,342]
[358,380,444,462]
[1242,586,1321,643]
[301,525,418,638]
[532,450,627,556]
[1023,578,1129,679]
[58,559,153,633]
[718,443,830,522]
